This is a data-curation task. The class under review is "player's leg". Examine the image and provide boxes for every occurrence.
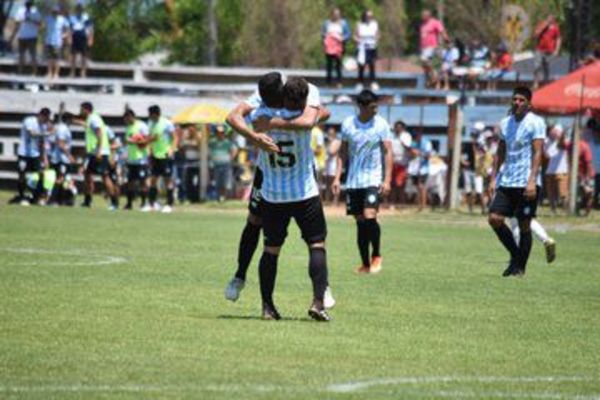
[530,218,556,264]
[363,187,382,273]
[294,196,331,321]
[16,157,28,202]
[140,168,150,211]
[347,189,370,272]
[82,156,95,207]
[488,188,520,276]
[149,173,159,209]
[125,166,136,210]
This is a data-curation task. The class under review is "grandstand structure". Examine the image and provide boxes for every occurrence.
[0,57,573,192]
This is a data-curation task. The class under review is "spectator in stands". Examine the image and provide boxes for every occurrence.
[322,7,350,87]
[544,124,569,213]
[583,116,600,208]
[461,124,480,213]
[474,130,494,214]
[323,126,341,205]
[44,5,69,81]
[390,121,412,205]
[408,130,432,211]
[484,43,514,91]
[572,137,595,216]
[419,9,448,89]
[533,15,561,89]
[439,38,460,91]
[68,1,94,78]
[466,39,489,90]
[209,124,237,202]
[9,1,42,75]
[354,9,380,91]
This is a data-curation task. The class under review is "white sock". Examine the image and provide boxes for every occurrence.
[510,218,520,243]
[531,219,550,243]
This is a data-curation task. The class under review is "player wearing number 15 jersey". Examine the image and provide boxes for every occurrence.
[249,77,333,321]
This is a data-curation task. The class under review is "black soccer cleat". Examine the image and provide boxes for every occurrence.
[308,306,332,322]
[262,303,281,321]
[502,261,525,278]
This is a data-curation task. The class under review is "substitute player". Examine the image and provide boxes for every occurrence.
[488,86,545,277]
[123,109,151,211]
[48,112,74,205]
[147,105,179,213]
[332,90,393,274]
[224,72,335,310]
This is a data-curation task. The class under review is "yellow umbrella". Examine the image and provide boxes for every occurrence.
[172,104,230,124]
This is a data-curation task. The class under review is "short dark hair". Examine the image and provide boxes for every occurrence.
[283,77,309,111]
[148,105,161,115]
[258,72,284,108]
[61,112,73,123]
[357,89,378,106]
[39,107,51,117]
[80,102,93,112]
[394,120,406,129]
[513,86,532,101]
[124,108,135,118]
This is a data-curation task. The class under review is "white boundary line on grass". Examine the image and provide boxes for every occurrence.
[1,247,126,266]
[327,375,593,393]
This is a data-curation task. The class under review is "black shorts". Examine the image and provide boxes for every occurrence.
[489,187,539,220]
[411,174,428,185]
[345,187,381,215]
[51,163,74,177]
[150,157,174,178]
[108,164,119,184]
[71,31,88,54]
[85,155,109,176]
[127,164,149,182]
[17,156,41,173]
[248,168,263,216]
[261,195,327,247]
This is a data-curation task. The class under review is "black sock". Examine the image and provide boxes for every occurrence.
[17,179,26,199]
[308,248,328,302]
[493,223,519,260]
[235,222,261,281]
[517,228,533,271]
[141,191,147,207]
[126,189,134,207]
[356,220,370,266]
[258,252,278,306]
[149,187,158,205]
[84,193,92,206]
[50,186,59,203]
[167,188,174,206]
[366,218,381,258]
[111,196,119,207]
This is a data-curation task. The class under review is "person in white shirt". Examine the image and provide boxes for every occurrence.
[353,9,380,91]
[68,2,94,78]
[544,124,569,213]
[44,5,70,80]
[9,1,42,75]
[390,120,412,206]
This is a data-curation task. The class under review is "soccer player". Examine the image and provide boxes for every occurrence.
[510,218,556,264]
[332,90,393,274]
[488,86,545,277]
[10,107,51,205]
[147,105,179,213]
[224,72,335,310]
[249,77,332,321]
[48,112,74,205]
[123,109,151,211]
[76,102,118,209]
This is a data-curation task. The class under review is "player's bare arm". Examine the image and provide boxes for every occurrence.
[226,102,278,153]
[332,141,348,196]
[381,140,393,196]
[526,139,544,200]
[262,106,331,131]
[489,140,506,193]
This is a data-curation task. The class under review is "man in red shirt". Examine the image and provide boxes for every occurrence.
[533,15,561,88]
[419,9,448,88]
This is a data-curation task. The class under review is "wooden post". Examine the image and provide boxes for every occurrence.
[199,124,209,201]
[568,74,586,215]
[447,98,463,210]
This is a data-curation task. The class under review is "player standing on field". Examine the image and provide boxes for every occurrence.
[332,90,393,274]
[123,109,151,211]
[488,86,546,277]
[147,105,179,213]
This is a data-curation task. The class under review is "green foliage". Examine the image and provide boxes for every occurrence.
[88,1,141,62]
[167,0,208,65]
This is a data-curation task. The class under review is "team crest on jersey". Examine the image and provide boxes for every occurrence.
[523,206,530,216]
[368,194,377,204]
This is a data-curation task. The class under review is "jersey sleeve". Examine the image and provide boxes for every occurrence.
[339,118,351,141]
[139,122,150,137]
[244,90,262,109]
[248,106,273,123]
[25,117,41,136]
[307,84,321,107]
[533,117,546,141]
[89,115,102,131]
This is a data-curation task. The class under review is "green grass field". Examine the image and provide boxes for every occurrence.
[1,194,599,399]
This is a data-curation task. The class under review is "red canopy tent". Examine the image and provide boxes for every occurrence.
[532,61,600,114]
[532,61,600,214]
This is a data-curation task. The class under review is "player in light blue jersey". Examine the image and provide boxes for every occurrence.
[224,73,335,313]
[48,112,74,205]
[488,86,546,277]
[250,77,332,321]
[10,108,51,205]
[333,90,393,274]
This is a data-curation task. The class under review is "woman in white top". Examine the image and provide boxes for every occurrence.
[323,126,341,205]
[353,10,380,90]
[544,124,569,212]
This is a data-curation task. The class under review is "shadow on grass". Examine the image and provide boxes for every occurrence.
[217,314,316,323]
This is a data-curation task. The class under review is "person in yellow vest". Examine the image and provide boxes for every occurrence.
[123,109,151,211]
[77,102,118,209]
[147,105,179,213]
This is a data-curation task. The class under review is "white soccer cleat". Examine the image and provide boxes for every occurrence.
[225,277,245,302]
[161,205,173,214]
[19,199,30,206]
[107,205,118,212]
[153,203,162,212]
[324,286,336,309]
[370,81,380,91]
[140,205,152,212]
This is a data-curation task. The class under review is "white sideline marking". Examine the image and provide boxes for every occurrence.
[1,247,126,266]
[327,376,592,393]
[430,389,600,399]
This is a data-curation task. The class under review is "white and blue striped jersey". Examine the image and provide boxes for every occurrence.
[497,112,546,188]
[17,116,47,158]
[49,123,72,165]
[244,83,321,111]
[250,107,319,203]
[340,115,392,189]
